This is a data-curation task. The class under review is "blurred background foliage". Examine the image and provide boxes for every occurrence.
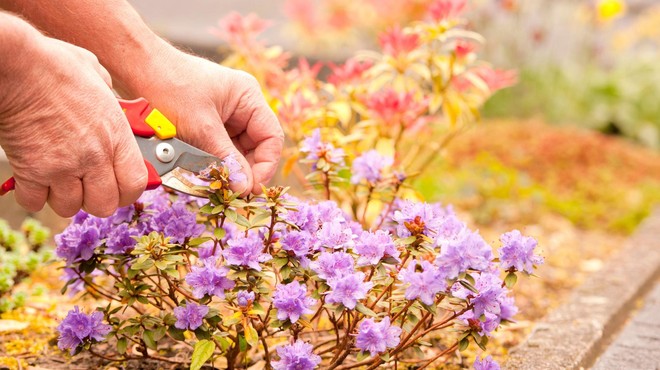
[282,0,660,234]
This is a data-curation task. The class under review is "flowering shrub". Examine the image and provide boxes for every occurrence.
[0,218,53,313]
[54,2,534,369]
[55,162,542,369]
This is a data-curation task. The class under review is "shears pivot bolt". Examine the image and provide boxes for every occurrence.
[156,142,175,163]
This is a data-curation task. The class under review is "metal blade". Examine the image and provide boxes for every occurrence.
[135,136,222,175]
[160,168,209,198]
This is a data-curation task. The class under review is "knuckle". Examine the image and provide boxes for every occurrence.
[234,71,260,89]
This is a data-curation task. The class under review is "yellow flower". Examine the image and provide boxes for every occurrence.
[596,0,626,22]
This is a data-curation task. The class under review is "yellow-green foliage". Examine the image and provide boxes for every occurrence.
[417,122,660,233]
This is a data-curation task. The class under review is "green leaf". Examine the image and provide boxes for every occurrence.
[152,326,167,341]
[504,271,518,289]
[273,257,289,269]
[280,265,292,281]
[190,339,216,370]
[356,351,371,362]
[168,327,186,341]
[459,279,480,294]
[355,303,377,317]
[245,325,259,347]
[188,237,212,247]
[194,327,211,340]
[216,336,232,352]
[130,259,154,271]
[399,236,417,245]
[419,301,437,315]
[235,214,251,228]
[117,337,128,354]
[464,273,475,286]
[250,212,272,226]
[224,208,238,222]
[459,337,469,351]
[154,260,170,271]
[211,204,225,214]
[238,334,248,352]
[213,227,226,239]
[142,330,157,350]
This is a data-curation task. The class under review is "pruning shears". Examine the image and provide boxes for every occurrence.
[0,98,220,198]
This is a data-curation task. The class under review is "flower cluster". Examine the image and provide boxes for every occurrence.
[57,306,111,354]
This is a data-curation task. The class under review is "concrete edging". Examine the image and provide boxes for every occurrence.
[504,208,660,370]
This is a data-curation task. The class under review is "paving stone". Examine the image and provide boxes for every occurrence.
[592,281,660,370]
[504,209,660,370]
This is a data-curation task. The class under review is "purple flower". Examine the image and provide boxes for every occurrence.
[315,220,355,250]
[222,153,247,184]
[185,258,235,299]
[390,200,460,238]
[498,230,543,274]
[356,317,401,356]
[310,251,355,280]
[459,309,500,337]
[55,221,104,264]
[300,129,346,168]
[315,201,347,224]
[453,272,507,318]
[136,187,170,213]
[105,223,138,254]
[326,272,373,309]
[153,202,204,244]
[280,230,313,265]
[351,150,393,184]
[57,306,111,354]
[474,355,500,370]
[110,205,136,224]
[173,302,209,331]
[272,340,321,370]
[283,200,321,233]
[273,281,317,323]
[72,211,90,225]
[398,260,447,305]
[237,290,255,307]
[435,228,493,279]
[222,233,271,271]
[354,230,399,266]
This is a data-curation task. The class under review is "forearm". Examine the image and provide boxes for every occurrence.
[0,0,173,96]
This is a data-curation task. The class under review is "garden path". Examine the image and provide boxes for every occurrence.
[592,279,660,370]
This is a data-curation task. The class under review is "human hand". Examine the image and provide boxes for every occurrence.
[118,46,284,195]
[0,27,147,217]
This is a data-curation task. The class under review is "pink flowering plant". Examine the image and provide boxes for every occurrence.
[54,2,537,370]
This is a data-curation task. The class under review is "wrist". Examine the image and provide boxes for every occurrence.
[103,28,179,98]
[0,13,44,119]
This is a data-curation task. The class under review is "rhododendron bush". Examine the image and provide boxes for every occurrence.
[54,2,535,369]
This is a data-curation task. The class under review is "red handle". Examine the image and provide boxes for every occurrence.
[0,177,15,195]
[144,160,162,190]
[118,98,157,137]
